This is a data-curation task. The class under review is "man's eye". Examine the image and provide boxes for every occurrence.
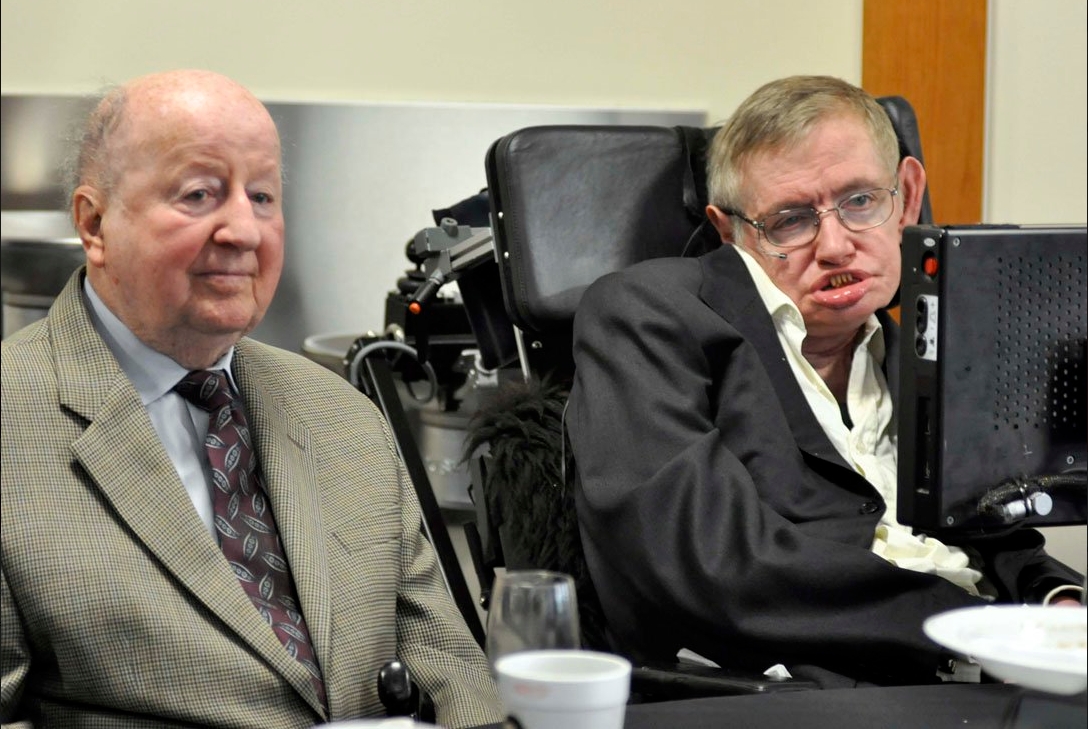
[769,212,812,232]
[252,192,273,204]
[842,192,877,210]
[184,189,210,203]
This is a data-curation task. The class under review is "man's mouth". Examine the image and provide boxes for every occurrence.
[823,273,858,291]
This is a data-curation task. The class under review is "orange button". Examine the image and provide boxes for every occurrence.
[923,255,939,277]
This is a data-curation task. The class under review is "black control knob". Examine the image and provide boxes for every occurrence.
[377,659,417,717]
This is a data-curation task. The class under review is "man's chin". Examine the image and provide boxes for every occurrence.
[806,308,876,341]
[189,316,260,345]
[192,300,264,333]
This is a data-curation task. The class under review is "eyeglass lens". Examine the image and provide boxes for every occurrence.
[764,188,896,248]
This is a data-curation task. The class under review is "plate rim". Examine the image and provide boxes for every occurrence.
[923,604,1087,679]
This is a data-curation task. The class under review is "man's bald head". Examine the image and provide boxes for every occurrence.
[73,69,278,204]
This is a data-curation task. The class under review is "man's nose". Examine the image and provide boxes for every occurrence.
[212,189,262,248]
[812,208,856,263]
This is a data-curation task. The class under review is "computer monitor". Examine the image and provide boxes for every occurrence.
[897,224,1088,534]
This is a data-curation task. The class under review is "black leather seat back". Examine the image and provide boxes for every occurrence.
[484,125,717,379]
[877,95,933,225]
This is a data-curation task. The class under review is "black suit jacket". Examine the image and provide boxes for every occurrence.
[567,244,1079,685]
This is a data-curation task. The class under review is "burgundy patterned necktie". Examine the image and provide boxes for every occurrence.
[175,370,326,707]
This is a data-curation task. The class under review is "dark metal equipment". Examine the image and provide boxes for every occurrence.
[898,223,1088,535]
[343,206,504,649]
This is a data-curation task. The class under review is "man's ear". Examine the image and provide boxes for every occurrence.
[896,156,928,231]
[705,205,736,244]
[73,185,106,266]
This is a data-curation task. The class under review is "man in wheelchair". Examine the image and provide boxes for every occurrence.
[565,75,1082,687]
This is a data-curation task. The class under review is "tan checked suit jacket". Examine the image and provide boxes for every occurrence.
[1,271,502,728]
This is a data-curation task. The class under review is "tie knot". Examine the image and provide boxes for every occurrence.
[174,370,234,413]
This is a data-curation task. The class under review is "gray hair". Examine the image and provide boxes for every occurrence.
[63,84,127,206]
[706,75,901,235]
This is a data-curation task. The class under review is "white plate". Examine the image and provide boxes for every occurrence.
[924,605,1087,695]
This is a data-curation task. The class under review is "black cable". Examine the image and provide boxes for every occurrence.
[977,471,1087,523]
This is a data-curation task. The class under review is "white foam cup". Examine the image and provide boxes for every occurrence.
[494,649,631,729]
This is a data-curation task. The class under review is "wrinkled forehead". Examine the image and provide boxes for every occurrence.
[113,78,281,169]
[738,122,894,215]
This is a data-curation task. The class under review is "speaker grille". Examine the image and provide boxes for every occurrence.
[993,253,1086,435]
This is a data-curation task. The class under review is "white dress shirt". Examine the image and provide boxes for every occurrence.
[83,277,234,539]
[735,247,985,596]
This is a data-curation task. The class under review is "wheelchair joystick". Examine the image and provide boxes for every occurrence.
[377,659,437,723]
[377,659,417,717]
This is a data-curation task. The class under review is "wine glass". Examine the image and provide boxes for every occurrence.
[485,569,581,666]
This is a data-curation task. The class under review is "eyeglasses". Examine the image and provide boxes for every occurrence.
[724,185,899,249]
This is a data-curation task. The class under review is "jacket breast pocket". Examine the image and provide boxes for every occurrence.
[330,506,401,554]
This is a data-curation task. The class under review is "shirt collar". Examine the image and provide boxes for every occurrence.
[733,245,803,327]
[83,277,236,406]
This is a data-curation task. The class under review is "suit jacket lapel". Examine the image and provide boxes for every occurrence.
[52,274,323,712]
[70,380,275,644]
[234,342,331,711]
[697,246,855,472]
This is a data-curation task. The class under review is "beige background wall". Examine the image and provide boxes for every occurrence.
[986,0,1087,224]
[3,0,1085,573]
[4,0,1083,220]
[1,0,862,125]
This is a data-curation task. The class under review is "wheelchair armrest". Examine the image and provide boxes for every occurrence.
[630,660,819,700]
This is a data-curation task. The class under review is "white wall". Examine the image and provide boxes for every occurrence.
[3,0,1084,573]
[0,0,861,124]
[986,0,1087,224]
